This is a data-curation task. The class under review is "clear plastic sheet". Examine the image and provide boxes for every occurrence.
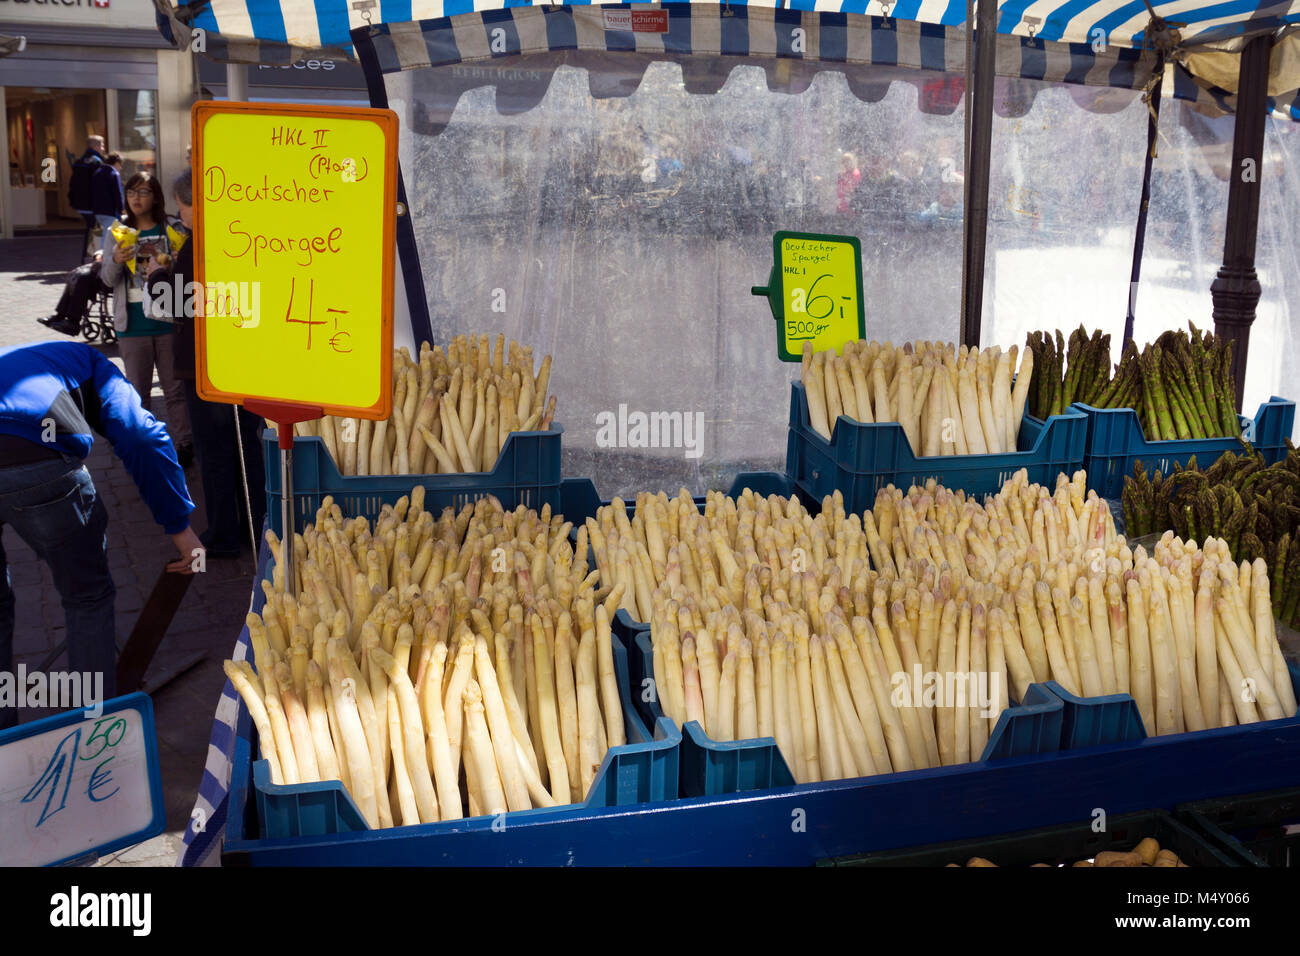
[387,53,968,498]
[385,53,1299,498]
[985,81,1300,423]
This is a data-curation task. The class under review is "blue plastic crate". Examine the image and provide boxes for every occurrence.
[1063,397,1295,500]
[263,425,565,536]
[786,382,1087,514]
[223,688,1300,865]
[1042,681,1148,750]
[1036,664,1300,750]
[630,628,1086,797]
[227,611,681,848]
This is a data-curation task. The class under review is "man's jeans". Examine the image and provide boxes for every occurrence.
[0,457,116,729]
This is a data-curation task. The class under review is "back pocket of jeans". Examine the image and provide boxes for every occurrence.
[10,471,97,544]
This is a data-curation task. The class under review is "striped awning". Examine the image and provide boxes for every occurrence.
[164,0,1299,51]
[156,1,1300,119]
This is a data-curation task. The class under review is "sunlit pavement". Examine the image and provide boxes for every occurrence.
[2,236,255,865]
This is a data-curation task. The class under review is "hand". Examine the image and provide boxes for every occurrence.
[167,526,205,574]
[112,244,132,264]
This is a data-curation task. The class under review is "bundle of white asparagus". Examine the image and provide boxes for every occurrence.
[223,491,627,830]
[869,475,1296,738]
[586,470,1297,785]
[587,486,964,782]
[800,338,1033,458]
[286,334,557,476]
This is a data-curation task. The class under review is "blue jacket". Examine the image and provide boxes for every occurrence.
[0,342,194,534]
[91,164,123,219]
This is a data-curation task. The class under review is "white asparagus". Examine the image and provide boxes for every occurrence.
[469,636,531,813]
[421,643,463,821]
[326,658,379,828]
[224,661,285,786]
[463,681,507,816]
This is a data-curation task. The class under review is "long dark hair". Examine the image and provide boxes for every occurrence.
[123,171,167,229]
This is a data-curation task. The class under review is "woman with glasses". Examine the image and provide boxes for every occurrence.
[99,172,194,467]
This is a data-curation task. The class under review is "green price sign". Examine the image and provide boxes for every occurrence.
[751,231,866,361]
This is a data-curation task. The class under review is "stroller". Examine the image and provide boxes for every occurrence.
[38,258,117,344]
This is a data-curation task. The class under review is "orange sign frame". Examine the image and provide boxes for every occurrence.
[191,100,398,421]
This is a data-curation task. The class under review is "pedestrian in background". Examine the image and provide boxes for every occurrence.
[837,151,861,215]
[0,341,200,729]
[68,135,105,263]
[91,151,125,234]
[100,171,194,468]
[147,170,266,558]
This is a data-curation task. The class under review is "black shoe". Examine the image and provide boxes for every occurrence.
[176,443,195,469]
[39,316,82,337]
[198,530,241,560]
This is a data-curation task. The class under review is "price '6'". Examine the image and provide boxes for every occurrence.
[789,274,836,320]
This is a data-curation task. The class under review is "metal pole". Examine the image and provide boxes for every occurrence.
[960,0,973,334]
[1211,33,1273,412]
[1122,63,1164,347]
[280,445,295,596]
[226,63,249,101]
[960,0,997,347]
[0,85,12,240]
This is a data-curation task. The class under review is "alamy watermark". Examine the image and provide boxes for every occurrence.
[147,276,261,327]
[890,665,1001,719]
[594,404,705,459]
[0,666,103,718]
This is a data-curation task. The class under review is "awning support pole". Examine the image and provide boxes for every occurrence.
[1122,55,1164,348]
[960,0,997,348]
[1211,32,1274,413]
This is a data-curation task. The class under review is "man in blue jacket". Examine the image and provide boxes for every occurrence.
[0,341,202,729]
[91,151,125,233]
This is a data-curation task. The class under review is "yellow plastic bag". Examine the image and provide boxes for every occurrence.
[166,223,188,253]
[109,222,137,249]
[109,222,140,275]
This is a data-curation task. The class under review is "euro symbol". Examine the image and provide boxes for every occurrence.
[329,331,352,354]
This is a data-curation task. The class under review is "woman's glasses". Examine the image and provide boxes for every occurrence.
[125,189,152,199]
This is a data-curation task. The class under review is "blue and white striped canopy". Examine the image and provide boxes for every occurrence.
[165,0,1300,52]
[157,0,1300,119]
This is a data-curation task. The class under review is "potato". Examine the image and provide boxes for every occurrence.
[1153,849,1181,867]
[1134,837,1160,866]
[1094,850,1144,867]
[1072,860,1094,867]
[966,857,997,867]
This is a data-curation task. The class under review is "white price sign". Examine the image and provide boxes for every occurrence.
[0,693,164,867]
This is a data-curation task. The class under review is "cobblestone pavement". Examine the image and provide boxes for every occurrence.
[3,236,255,865]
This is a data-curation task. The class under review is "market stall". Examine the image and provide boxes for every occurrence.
[160,0,1300,867]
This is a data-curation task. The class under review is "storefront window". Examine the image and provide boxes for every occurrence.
[5,87,107,224]
[115,89,157,179]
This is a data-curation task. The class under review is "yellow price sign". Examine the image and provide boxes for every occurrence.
[752,231,866,361]
[192,101,398,419]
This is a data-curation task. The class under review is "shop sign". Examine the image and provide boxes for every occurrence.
[192,101,398,420]
[600,9,669,32]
